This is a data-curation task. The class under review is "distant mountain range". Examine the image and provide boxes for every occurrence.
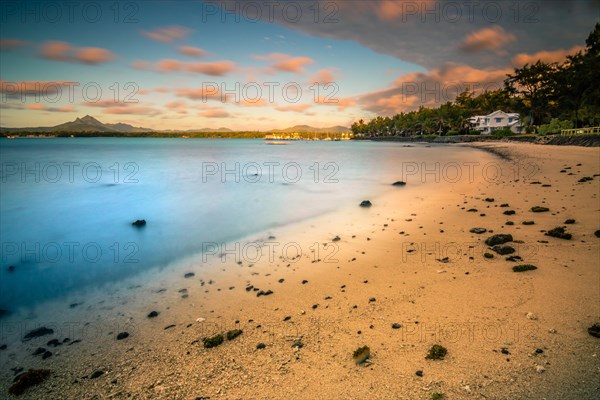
[0,116,350,134]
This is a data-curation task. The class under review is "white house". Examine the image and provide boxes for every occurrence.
[469,110,522,134]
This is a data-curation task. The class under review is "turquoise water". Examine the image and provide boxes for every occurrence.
[0,138,480,311]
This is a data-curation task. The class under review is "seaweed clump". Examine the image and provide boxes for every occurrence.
[425,344,447,360]
[9,369,51,396]
[203,334,224,348]
[226,329,243,341]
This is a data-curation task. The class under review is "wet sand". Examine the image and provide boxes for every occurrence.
[1,142,599,399]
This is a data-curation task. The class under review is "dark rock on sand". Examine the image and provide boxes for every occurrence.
[353,346,370,365]
[588,323,600,338]
[506,255,522,262]
[46,339,61,347]
[332,236,341,242]
[503,210,516,215]
[9,369,51,396]
[23,327,54,341]
[256,342,266,349]
[369,297,376,302]
[291,340,304,349]
[513,264,538,272]
[359,200,372,208]
[470,228,487,234]
[116,332,129,340]
[392,181,407,186]
[492,245,515,255]
[89,370,104,379]
[416,370,424,377]
[545,227,572,240]
[523,221,535,225]
[484,253,494,259]
[564,219,576,224]
[392,323,402,329]
[184,272,195,278]
[505,221,514,226]
[595,230,600,238]
[484,198,495,202]
[485,234,513,246]
[42,351,52,359]
[148,311,159,318]
[131,219,146,227]
[531,206,550,213]
[32,347,46,356]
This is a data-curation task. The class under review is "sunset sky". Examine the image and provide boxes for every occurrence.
[0,0,598,130]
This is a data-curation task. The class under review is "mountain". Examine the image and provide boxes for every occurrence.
[270,125,350,133]
[0,115,153,133]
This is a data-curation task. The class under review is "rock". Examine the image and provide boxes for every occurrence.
[425,344,447,360]
[503,210,516,215]
[278,278,285,283]
[8,369,51,396]
[302,280,308,284]
[291,340,304,349]
[578,176,593,182]
[535,365,546,373]
[564,219,575,224]
[148,311,159,318]
[42,351,52,359]
[522,221,535,225]
[359,200,372,208]
[332,236,341,242]
[116,332,129,340]
[484,253,494,259]
[46,339,61,347]
[131,219,146,227]
[513,264,537,272]
[467,208,478,212]
[164,324,176,330]
[184,272,195,278]
[368,297,376,302]
[256,342,266,349]
[0,344,6,350]
[283,316,292,322]
[588,323,600,338]
[203,334,224,348]
[485,234,513,246]
[469,228,487,234]
[491,245,515,255]
[352,346,370,365]
[545,226,572,240]
[391,323,401,329]
[23,327,54,341]
[535,348,544,354]
[501,348,510,355]
[531,206,549,213]
[595,230,600,238]
[506,255,522,262]
[89,370,104,379]
[32,347,46,356]
[505,221,514,226]
[484,198,495,202]
[226,329,243,341]
[392,181,407,186]
[415,370,423,377]
[7,265,15,272]
[526,312,537,320]
[0,308,9,318]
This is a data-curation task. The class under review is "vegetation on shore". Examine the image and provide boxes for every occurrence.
[352,23,600,137]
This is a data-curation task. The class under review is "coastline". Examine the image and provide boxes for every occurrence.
[1,142,599,399]
[368,134,600,147]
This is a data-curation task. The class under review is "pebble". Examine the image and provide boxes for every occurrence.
[89,370,104,379]
[116,332,129,340]
[535,365,546,373]
[415,370,423,377]
[256,343,266,350]
[148,311,159,318]
[526,312,538,320]
[392,323,401,329]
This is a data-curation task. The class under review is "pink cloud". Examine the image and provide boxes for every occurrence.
[142,25,192,43]
[199,108,230,118]
[0,39,30,51]
[40,41,115,65]
[103,106,160,116]
[253,53,314,74]
[511,46,583,67]
[131,60,151,70]
[459,26,516,54]
[315,96,356,111]
[26,104,75,112]
[153,59,236,76]
[309,69,336,84]
[179,46,208,58]
[83,100,133,108]
[376,0,436,21]
[275,104,312,113]
[175,87,227,102]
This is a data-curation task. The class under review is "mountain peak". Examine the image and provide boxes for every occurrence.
[77,115,103,125]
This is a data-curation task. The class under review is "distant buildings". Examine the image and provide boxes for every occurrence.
[469,110,522,134]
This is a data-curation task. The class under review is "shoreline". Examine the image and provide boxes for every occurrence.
[1,142,598,399]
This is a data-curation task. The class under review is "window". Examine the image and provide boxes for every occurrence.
[495,118,503,123]
[508,117,513,123]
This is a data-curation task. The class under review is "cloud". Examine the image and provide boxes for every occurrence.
[458,26,516,54]
[315,96,356,111]
[175,87,228,102]
[40,41,115,65]
[142,25,192,43]
[199,108,230,118]
[376,0,436,21]
[83,100,135,108]
[253,53,314,73]
[179,46,209,58]
[359,63,511,115]
[26,104,75,112]
[103,106,161,116]
[165,100,188,114]
[148,59,236,76]
[511,45,583,67]
[275,104,312,113]
[131,60,151,70]
[0,39,30,51]
[309,69,336,84]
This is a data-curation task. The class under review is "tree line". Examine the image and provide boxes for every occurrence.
[352,23,600,137]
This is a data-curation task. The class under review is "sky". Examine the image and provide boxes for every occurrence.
[0,0,598,130]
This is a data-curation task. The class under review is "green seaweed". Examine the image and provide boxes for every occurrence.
[203,334,224,348]
[226,329,243,341]
[425,344,447,360]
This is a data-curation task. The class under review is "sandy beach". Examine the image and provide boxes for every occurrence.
[1,142,599,400]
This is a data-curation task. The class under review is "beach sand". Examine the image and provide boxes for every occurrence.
[1,142,599,399]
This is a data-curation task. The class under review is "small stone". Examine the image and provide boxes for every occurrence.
[526,312,537,320]
[485,234,513,246]
[41,351,52,359]
[359,200,372,208]
[391,323,401,329]
[332,236,341,242]
[89,370,104,379]
[368,297,376,302]
[116,332,129,340]
[535,365,545,373]
[484,252,494,259]
[291,340,303,349]
[415,370,423,377]
[535,348,544,354]
[531,206,549,213]
[503,210,516,215]
[256,342,266,350]
[564,219,575,224]
[588,323,600,338]
[184,272,195,278]
[147,311,159,318]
